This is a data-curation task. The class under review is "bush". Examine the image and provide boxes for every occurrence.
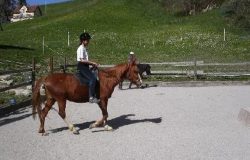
[221,0,250,29]
[162,0,226,16]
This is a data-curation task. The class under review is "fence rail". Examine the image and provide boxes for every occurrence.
[59,60,250,79]
[0,68,32,75]
[144,61,250,79]
[0,58,36,115]
[145,61,250,66]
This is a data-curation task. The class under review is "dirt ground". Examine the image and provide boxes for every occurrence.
[0,84,250,160]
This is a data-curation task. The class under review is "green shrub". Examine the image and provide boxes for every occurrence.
[221,0,250,29]
[162,0,226,16]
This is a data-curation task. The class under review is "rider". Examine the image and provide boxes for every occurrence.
[128,51,138,64]
[77,32,100,103]
[119,51,140,89]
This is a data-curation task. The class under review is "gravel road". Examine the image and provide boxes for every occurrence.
[1,85,250,160]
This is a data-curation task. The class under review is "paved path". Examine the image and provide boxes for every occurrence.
[1,85,250,160]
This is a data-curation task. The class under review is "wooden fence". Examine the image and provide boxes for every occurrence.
[146,60,250,80]
[0,58,35,115]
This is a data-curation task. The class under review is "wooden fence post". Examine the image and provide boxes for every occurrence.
[31,57,36,91]
[49,56,54,74]
[43,36,45,54]
[63,57,67,73]
[68,31,70,47]
[193,58,197,80]
[224,28,226,41]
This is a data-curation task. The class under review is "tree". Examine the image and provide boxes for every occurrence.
[221,0,250,29]
[0,0,16,22]
[0,0,4,29]
[162,0,226,16]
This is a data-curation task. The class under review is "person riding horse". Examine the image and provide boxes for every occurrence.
[32,61,142,134]
[77,32,99,103]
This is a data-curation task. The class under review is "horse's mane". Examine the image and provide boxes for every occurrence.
[99,63,128,78]
[98,63,129,95]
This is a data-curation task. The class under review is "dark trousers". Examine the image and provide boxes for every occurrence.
[77,62,97,98]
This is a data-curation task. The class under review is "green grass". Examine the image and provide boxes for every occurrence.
[0,0,250,67]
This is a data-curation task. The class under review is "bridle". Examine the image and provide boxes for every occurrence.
[127,64,142,87]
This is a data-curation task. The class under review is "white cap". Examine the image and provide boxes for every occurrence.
[130,51,134,55]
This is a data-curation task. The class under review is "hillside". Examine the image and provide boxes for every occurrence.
[0,0,249,67]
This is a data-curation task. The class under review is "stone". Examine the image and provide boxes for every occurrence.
[238,108,250,126]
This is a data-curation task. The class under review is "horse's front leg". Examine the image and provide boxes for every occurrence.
[89,99,113,131]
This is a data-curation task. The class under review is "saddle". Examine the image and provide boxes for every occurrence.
[74,69,100,99]
[75,71,89,85]
[74,69,99,85]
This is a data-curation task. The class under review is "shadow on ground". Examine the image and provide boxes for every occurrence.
[49,114,162,134]
[108,114,162,129]
[120,84,158,90]
[0,106,32,127]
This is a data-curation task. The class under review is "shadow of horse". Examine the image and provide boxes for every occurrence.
[49,114,162,134]
[120,84,158,90]
[108,114,162,129]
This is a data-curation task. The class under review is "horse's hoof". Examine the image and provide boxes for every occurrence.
[69,125,75,132]
[38,128,45,133]
[42,132,49,136]
[73,130,80,135]
[104,125,113,131]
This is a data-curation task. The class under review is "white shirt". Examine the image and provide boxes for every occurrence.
[77,45,88,62]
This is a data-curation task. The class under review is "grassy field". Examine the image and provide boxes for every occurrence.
[0,0,250,68]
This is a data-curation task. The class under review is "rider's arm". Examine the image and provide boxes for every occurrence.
[79,59,98,67]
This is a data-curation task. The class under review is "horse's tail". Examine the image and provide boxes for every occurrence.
[32,76,46,120]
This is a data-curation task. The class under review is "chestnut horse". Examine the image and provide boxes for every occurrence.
[32,61,142,134]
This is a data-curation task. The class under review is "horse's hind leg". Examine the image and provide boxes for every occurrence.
[57,100,79,134]
[39,98,55,134]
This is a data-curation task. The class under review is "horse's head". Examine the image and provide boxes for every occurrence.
[127,60,142,87]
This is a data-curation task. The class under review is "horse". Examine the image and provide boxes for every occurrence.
[32,60,142,134]
[119,63,151,89]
